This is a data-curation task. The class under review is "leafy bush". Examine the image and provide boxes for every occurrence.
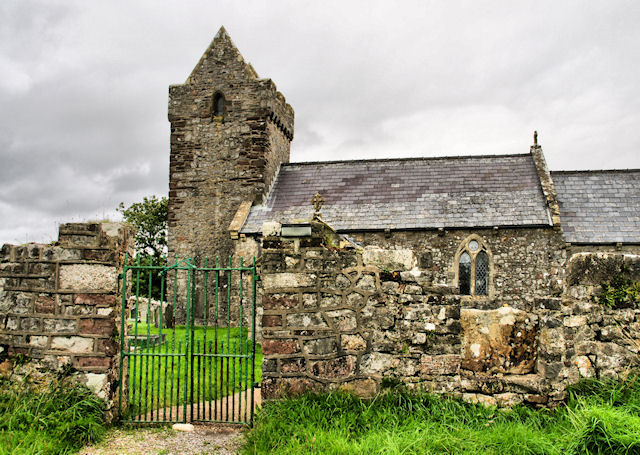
[597,275,640,308]
[0,375,106,454]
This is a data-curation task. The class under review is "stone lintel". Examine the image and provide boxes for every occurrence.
[228,200,253,239]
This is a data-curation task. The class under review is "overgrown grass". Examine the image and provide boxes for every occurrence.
[244,376,640,454]
[0,375,106,455]
[125,324,262,417]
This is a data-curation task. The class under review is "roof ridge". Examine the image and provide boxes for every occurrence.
[552,169,640,175]
[284,153,531,167]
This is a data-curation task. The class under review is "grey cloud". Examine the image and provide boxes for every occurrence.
[1,0,640,244]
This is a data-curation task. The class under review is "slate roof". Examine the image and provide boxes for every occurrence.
[552,170,640,244]
[241,154,552,234]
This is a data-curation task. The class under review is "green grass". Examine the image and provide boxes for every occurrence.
[125,323,262,419]
[0,375,106,455]
[243,376,640,454]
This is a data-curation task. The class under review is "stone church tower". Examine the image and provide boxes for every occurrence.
[168,27,294,266]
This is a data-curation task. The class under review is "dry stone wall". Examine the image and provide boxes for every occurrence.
[258,222,640,407]
[0,222,133,418]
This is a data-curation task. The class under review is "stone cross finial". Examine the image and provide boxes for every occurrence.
[533,130,538,147]
[312,192,324,220]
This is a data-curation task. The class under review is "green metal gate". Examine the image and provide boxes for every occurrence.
[118,256,258,425]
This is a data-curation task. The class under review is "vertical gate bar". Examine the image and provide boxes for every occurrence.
[238,257,244,423]
[202,258,209,418]
[221,341,225,421]
[214,257,219,421]
[244,337,248,423]
[208,341,213,420]
[158,262,166,422]
[226,257,232,422]
[214,340,218,420]
[146,256,153,420]
[250,257,257,424]
[176,340,182,422]
[134,256,142,420]
[238,335,243,422]
[197,339,201,421]
[232,340,237,421]
[163,328,169,422]
[226,257,231,348]
[184,266,192,423]
[118,253,128,419]
[190,266,196,423]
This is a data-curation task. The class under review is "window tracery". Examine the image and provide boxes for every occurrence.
[456,236,491,296]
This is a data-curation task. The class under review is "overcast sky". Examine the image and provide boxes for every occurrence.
[1,0,639,244]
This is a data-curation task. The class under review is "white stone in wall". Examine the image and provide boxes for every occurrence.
[262,273,316,290]
[59,264,117,291]
[51,336,94,353]
[262,221,281,237]
[362,247,415,271]
[84,373,109,400]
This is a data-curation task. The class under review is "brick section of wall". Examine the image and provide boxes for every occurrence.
[258,222,640,407]
[167,28,293,324]
[0,222,133,415]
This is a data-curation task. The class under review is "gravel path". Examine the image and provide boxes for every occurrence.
[81,389,262,455]
[80,424,244,455]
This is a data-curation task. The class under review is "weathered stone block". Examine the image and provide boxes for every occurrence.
[280,358,306,373]
[0,292,32,314]
[75,357,111,369]
[420,354,461,376]
[28,336,48,348]
[262,339,300,355]
[355,275,376,291]
[59,265,117,291]
[341,334,367,351]
[360,352,398,374]
[262,314,282,327]
[286,312,327,328]
[303,337,337,356]
[74,294,117,306]
[43,318,76,333]
[362,248,414,271]
[302,293,317,308]
[460,307,537,374]
[79,318,114,335]
[34,294,55,314]
[262,273,316,290]
[51,336,94,353]
[326,309,357,331]
[311,355,357,379]
[263,293,299,310]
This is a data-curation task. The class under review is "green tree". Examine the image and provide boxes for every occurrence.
[118,195,168,301]
[117,195,168,257]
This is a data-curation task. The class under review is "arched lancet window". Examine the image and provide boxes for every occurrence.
[456,237,490,296]
[459,252,471,295]
[213,92,225,118]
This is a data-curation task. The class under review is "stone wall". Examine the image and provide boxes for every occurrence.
[258,222,640,406]
[0,222,133,418]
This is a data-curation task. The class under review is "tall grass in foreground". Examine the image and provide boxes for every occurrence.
[244,376,640,455]
[0,375,106,455]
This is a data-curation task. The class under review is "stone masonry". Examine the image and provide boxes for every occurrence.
[259,222,640,406]
[0,222,133,419]
[168,27,294,324]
